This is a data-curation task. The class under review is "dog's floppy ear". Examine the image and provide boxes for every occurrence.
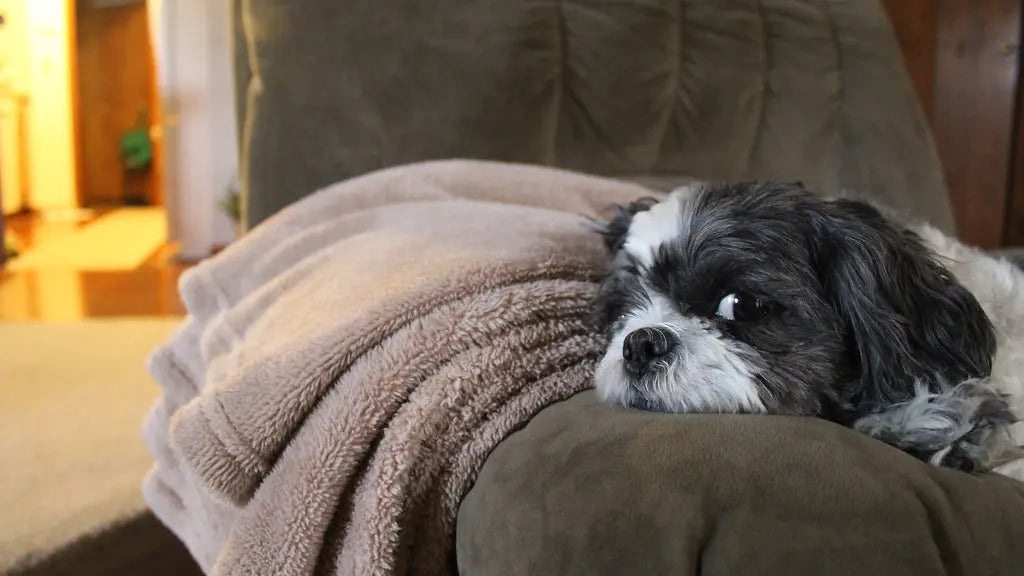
[591,258,641,331]
[591,197,660,254]
[588,197,659,330]
[806,198,996,414]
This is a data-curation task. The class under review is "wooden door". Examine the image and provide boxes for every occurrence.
[74,0,159,206]
[883,0,1023,249]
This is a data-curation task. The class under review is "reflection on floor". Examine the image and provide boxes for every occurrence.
[8,208,168,271]
[0,208,189,320]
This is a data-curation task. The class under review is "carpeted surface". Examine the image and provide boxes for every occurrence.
[8,512,201,576]
[0,318,201,575]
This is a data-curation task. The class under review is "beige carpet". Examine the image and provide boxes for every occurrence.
[0,318,185,572]
[7,208,167,271]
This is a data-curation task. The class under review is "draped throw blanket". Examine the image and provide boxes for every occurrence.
[141,160,650,575]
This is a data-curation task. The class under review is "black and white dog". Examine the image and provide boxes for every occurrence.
[592,181,1024,475]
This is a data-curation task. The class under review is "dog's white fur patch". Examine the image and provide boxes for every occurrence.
[594,291,767,413]
[623,187,697,268]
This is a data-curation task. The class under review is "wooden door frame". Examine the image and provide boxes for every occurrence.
[70,0,163,208]
[0,177,6,268]
[147,3,163,207]
[68,0,84,209]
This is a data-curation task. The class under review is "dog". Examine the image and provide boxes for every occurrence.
[591,181,1024,475]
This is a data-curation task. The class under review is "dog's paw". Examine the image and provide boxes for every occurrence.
[854,381,1017,473]
[940,391,1018,473]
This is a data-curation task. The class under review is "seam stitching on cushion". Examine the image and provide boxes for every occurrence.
[821,0,845,188]
[553,0,623,167]
[553,0,567,165]
[744,0,770,176]
[654,0,684,172]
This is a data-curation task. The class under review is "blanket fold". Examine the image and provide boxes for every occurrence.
[142,160,650,574]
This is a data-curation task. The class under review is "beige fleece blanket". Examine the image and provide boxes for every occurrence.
[142,160,651,575]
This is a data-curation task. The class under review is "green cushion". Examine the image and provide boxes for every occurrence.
[457,391,1024,575]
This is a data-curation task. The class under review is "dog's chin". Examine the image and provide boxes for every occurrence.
[625,393,670,413]
[594,363,670,412]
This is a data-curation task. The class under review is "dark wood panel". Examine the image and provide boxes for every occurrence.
[883,0,939,118]
[1006,4,1024,245]
[0,196,6,268]
[75,1,158,206]
[147,15,164,209]
[931,0,1021,249]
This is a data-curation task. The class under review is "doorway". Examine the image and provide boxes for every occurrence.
[0,0,181,319]
[74,0,161,207]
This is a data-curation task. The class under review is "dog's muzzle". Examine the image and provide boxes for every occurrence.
[622,327,678,377]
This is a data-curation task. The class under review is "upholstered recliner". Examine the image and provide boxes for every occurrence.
[222,1,1024,574]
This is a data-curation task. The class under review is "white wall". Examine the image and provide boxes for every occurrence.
[1,0,77,214]
[0,0,30,214]
[149,0,237,260]
[24,0,78,211]
[0,0,31,86]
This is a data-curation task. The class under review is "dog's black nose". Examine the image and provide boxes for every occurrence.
[622,327,677,376]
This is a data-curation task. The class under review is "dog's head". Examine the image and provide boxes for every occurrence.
[592,182,996,423]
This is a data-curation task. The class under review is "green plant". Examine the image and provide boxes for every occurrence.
[219,187,241,223]
[4,232,21,260]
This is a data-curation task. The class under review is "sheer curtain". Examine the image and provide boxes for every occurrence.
[146,0,238,261]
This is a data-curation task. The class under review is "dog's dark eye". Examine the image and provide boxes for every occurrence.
[715,292,770,322]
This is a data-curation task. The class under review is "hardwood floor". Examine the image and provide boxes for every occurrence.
[0,210,188,321]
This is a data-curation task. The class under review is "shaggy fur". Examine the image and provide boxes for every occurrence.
[592,182,1024,474]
